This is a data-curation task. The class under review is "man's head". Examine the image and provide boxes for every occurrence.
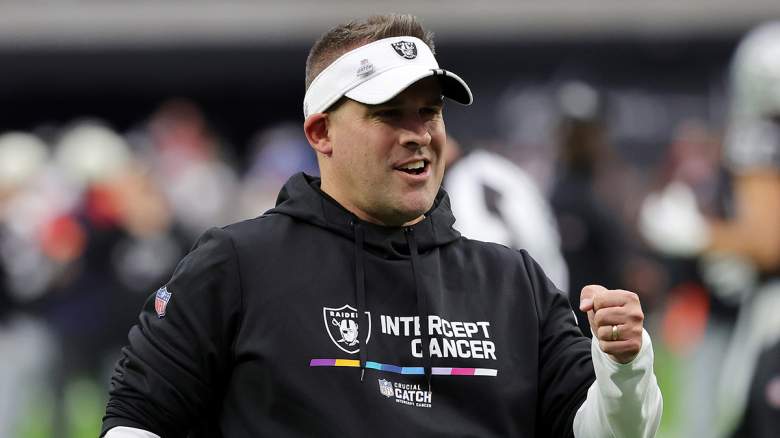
[302,14,472,226]
[726,21,780,169]
[730,21,780,120]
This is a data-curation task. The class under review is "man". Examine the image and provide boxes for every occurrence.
[103,14,662,437]
[640,21,780,438]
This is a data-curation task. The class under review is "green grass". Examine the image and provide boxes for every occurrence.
[17,377,105,438]
[654,343,683,438]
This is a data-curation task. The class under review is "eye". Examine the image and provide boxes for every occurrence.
[420,106,442,118]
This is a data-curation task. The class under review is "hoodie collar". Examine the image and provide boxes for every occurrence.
[268,173,460,258]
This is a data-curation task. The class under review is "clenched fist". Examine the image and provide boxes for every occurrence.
[579,285,644,364]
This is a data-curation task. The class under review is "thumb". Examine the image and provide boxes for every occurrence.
[579,284,608,312]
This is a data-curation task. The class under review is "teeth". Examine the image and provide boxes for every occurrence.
[399,160,425,170]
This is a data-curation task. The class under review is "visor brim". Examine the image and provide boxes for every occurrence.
[345,66,473,107]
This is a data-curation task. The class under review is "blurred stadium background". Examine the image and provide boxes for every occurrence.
[2,1,780,437]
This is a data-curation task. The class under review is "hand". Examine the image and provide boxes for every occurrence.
[638,181,710,257]
[579,285,644,364]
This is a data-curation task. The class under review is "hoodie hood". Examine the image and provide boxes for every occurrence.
[268,173,461,258]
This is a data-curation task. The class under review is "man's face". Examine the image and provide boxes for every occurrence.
[322,77,446,226]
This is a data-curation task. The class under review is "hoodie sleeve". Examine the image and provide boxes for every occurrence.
[101,227,243,438]
[573,329,663,438]
[521,250,595,438]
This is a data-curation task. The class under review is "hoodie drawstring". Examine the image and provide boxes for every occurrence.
[352,222,431,393]
[353,222,368,381]
[406,228,432,393]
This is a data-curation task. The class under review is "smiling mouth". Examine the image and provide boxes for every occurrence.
[396,159,428,175]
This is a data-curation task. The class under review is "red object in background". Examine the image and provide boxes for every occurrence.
[85,184,122,228]
[39,214,87,263]
[661,282,710,356]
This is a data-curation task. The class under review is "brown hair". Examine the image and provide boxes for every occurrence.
[305,14,435,91]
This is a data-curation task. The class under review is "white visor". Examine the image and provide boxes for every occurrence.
[303,36,472,117]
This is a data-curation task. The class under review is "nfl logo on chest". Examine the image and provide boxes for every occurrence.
[155,286,172,318]
[378,379,394,398]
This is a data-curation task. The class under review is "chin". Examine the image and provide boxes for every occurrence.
[398,197,435,221]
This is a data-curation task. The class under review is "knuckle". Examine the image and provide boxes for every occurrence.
[619,290,639,302]
[582,284,600,298]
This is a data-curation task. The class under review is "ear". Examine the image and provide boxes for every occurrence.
[304,113,333,156]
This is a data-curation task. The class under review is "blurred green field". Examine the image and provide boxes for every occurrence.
[655,343,684,438]
[18,377,104,438]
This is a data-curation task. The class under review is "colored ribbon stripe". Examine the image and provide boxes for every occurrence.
[309,359,497,376]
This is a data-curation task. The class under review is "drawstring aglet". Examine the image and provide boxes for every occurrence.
[360,368,365,382]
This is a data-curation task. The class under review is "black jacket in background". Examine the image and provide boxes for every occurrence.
[103,173,595,437]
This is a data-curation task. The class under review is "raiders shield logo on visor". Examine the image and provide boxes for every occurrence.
[391,41,417,59]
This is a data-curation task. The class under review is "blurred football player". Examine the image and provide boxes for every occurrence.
[639,22,780,438]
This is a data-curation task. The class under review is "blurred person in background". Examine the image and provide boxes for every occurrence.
[550,81,634,335]
[0,132,56,438]
[39,120,190,437]
[444,136,569,292]
[238,122,318,218]
[102,13,661,438]
[133,99,241,239]
[640,22,780,438]
[642,119,733,438]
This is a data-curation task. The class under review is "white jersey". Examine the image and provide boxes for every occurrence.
[725,118,780,172]
[445,150,569,291]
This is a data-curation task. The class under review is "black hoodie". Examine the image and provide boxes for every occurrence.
[103,173,595,438]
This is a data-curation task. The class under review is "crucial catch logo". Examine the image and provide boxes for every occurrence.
[377,378,431,408]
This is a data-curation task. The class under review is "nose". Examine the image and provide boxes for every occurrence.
[399,116,431,150]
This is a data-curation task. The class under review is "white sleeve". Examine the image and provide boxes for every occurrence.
[104,426,161,438]
[573,329,663,438]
